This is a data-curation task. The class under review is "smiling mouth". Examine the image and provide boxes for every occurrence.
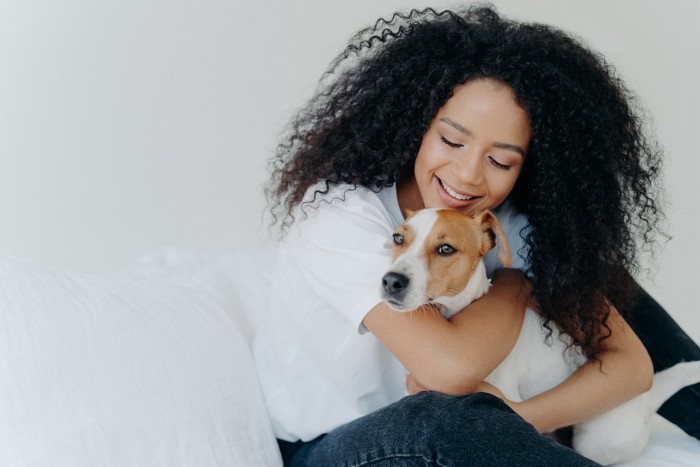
[438,178,478,201]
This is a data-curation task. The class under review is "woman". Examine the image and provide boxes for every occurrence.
[254,5,699,465]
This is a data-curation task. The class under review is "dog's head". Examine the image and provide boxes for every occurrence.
[381,208,511,318]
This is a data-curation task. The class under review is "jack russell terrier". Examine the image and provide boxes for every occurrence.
[381,207,700,465]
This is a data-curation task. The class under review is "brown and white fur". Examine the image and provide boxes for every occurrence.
[381,208,700,465]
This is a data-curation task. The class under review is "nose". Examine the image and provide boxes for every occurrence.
[382,272,409,297]
[451,148,485,186]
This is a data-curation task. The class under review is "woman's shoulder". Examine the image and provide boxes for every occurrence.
[298,182,386,207]
[288,182,400,240]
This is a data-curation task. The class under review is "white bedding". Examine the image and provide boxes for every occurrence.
[0,253,282,467]
[0,250,698,466]
[614,416,700,466]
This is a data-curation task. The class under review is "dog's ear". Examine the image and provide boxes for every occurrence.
[403,208,416,220]
[474,211,512,267]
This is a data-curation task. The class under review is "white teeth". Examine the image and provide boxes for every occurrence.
[440,179,474,201]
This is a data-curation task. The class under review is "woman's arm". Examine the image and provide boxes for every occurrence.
[363,268,530,395]
[507,306,653,432]
[404,298,654,433]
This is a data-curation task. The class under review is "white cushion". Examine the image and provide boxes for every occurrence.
[0,255,282,467]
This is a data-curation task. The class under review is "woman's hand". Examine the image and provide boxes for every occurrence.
[403,373,506,396]
[472,381,506,399]
[404,372,428,395]
[471,382,529,418]
[406,373,532,424]
[407,373,511,403]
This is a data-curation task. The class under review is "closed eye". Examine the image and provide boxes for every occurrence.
[488,156,511,170]
[440,136,463,149]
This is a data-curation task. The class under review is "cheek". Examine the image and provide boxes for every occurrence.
[500,174,520,196]
[413,150,432,187]
[485,170,522,206]
[415,140,448,178]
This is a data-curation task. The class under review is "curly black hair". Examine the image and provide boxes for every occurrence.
[267,5,664,357]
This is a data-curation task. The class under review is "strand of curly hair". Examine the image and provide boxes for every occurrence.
[266,5,665,358]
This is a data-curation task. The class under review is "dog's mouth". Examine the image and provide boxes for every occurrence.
[383,297,412,312]
[384,293,437,312]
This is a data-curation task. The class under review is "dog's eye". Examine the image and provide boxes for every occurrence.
[392,233,405,245]
[436,244,456,256]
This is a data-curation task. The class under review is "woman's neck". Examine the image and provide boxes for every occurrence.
[396,175,425,218]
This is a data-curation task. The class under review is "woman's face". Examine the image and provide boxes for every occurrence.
[401,78,531,216]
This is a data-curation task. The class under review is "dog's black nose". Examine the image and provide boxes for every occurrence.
[382,272,409,296]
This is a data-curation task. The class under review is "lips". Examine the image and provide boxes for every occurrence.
[439,178,476,201]
[435,177,481,208]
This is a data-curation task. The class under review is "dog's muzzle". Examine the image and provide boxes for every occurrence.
[382,271,409,304]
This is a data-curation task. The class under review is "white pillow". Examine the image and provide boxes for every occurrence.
[0,255,282,467]
[126,245,276,343]
[190,246,277,342]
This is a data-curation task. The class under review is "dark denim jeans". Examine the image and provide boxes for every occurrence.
[278,392,599,466]
[278,285,699,466]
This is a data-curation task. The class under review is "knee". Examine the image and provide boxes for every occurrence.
[389,392,542,462]
[398,391,527,437]
[406,390,509,414]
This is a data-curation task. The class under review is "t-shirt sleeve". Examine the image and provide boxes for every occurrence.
[282,188,395,334]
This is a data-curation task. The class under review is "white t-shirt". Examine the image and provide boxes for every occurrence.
[252,183,529,442]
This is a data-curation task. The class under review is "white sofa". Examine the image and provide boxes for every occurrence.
[1,249,698,466]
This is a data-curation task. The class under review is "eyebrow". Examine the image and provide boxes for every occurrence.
[440,118,526,158]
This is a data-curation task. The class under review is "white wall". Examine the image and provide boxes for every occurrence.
[1,0,698,341]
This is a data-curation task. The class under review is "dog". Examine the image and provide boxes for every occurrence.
[381,207,700,465]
